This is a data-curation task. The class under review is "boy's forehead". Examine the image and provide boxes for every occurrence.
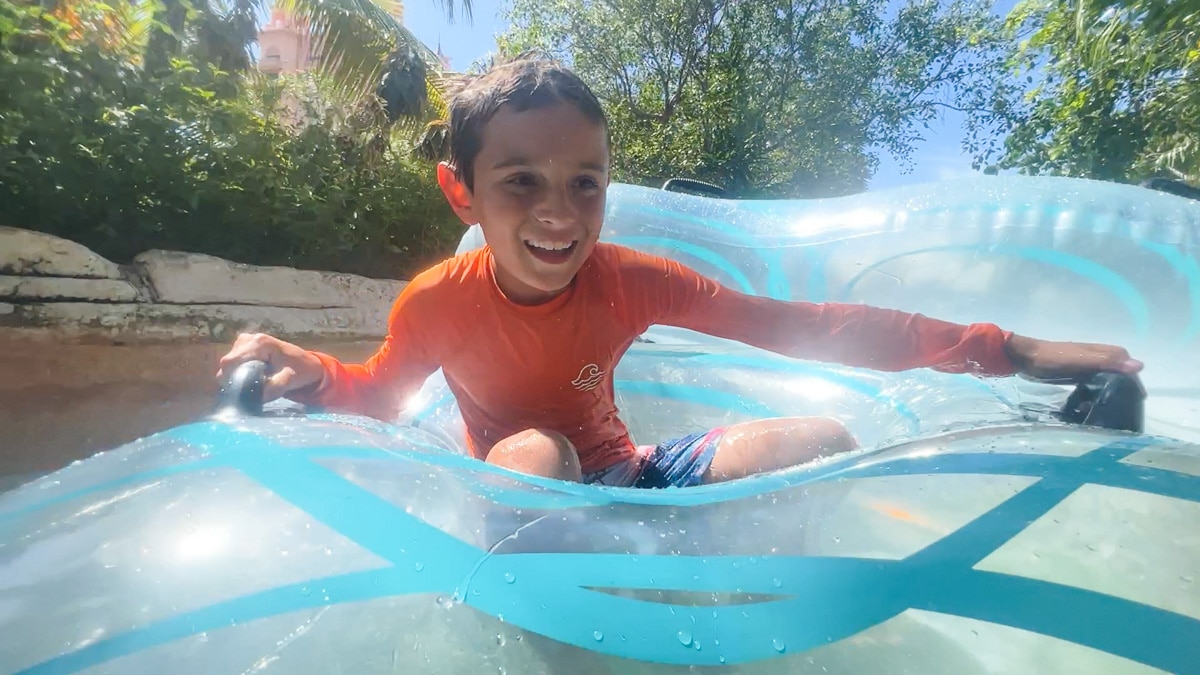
[478,103,609,166]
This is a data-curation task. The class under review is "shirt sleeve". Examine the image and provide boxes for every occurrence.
[617,247,1018,377]
[287,279,442,420]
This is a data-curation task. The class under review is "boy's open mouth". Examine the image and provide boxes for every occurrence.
[524,239,578,265]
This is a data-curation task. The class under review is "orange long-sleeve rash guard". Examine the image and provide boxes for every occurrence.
[290,242,1017,474]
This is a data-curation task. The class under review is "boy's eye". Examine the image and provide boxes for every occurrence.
[576,176,601,189]
[507,174,537,187]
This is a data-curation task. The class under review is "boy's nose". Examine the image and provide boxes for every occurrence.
[533,187,578,226]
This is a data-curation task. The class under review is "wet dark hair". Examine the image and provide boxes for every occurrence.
[445,52,609,191]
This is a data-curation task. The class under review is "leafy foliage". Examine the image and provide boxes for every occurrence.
[0,0,462,279]
[501,0,1008,197]
[966,0,1200,184]
[37,0,463,155]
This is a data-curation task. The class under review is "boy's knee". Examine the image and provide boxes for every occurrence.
[807,418,857,454]
[487,428,582,481]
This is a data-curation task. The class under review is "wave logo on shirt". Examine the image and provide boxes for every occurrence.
[572,363,605,391]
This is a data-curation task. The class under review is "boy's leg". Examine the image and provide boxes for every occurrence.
[702,417,857,484]
[485,428,583,482]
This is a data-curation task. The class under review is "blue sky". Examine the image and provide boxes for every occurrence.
[401,0,1020,192]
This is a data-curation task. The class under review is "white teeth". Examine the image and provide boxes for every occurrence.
[526,240,574,251]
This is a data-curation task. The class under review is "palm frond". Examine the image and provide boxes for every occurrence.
[428,0,474,23]
[113,3,155,53]
[276,0,445,103]
[424,69,450,120]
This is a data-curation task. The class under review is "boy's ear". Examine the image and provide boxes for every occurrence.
[436,162,475,225]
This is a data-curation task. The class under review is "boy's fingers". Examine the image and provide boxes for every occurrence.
[216,336,280,380]
[264,368,298,402]
[1010,336,1142,380]
[1022,343,1142,381]
[216,353,258,381]
[1114,357,1145,373]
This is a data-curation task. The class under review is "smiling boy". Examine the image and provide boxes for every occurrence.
[217,56,1142,488]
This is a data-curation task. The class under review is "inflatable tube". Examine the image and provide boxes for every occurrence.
[3,175,1199,674]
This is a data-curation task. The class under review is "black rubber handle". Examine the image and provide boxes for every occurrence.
[215,359,267,417]
[1058,372,1146,433]
[1141,178,1200,201]
[661,177,729,198]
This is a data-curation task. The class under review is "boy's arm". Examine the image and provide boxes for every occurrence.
[287,286,441,419]
[623,249,1017,376]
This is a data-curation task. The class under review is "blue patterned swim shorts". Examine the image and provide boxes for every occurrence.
[583,428,726,489]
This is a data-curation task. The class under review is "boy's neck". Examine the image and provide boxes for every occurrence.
[486,248,577,307]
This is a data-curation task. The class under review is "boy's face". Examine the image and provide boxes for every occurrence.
[438,101,609,305]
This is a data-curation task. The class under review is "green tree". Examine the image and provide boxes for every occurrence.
[966,0,1200,184]
[501,0,1008,197]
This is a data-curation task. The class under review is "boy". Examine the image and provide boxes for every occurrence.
[217,56,1142,489]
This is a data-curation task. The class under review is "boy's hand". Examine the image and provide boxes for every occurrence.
[216,332,326,402]
[1005,334,1144,382]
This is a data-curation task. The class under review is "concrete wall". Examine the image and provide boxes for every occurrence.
[0,227,409,488]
